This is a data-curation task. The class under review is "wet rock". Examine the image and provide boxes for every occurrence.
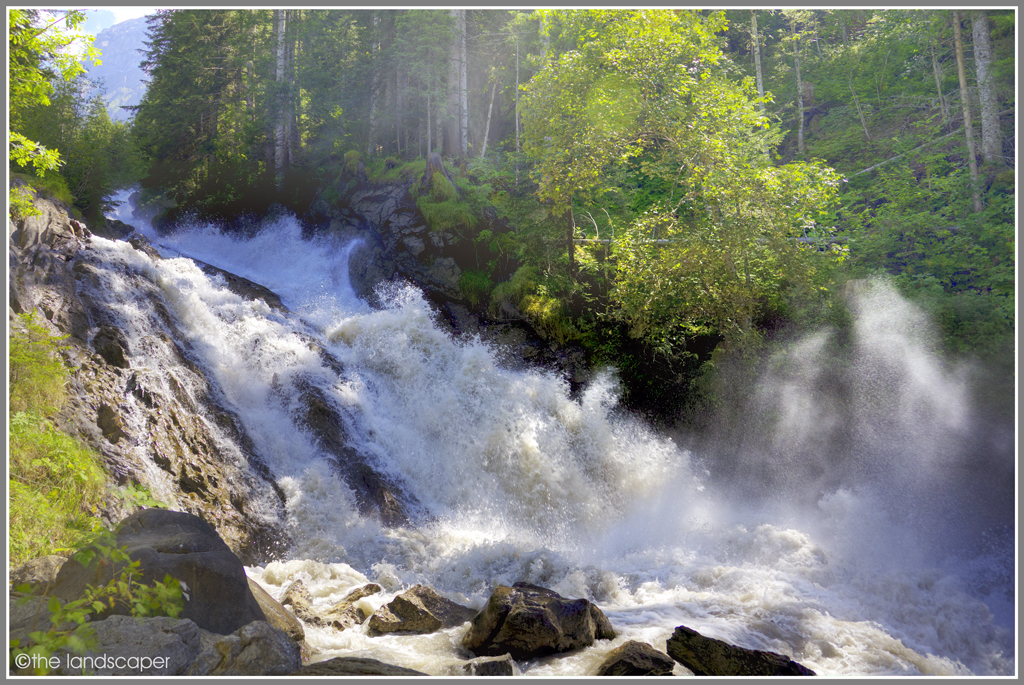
[462,582,616,660]
[296,382,413,527]
[92,325,131,368]
[248,578,305,644]
[291,656,427,676]
[596,640,676,676]
[320,582,381,630]
[97,403,130,444]
[51,509,267,636]
[368,584,477,636]
[452,654,519,676]
[195,259,287,312]
[665,625,816,676]
[188,620,301,676]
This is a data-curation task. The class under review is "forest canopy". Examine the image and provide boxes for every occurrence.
[9,8,1015,423]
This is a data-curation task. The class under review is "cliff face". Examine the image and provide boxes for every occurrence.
[10,184,290,563]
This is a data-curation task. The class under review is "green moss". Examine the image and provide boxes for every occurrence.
[428,171,459,203]
[9,172,76,219]
[458,270,494,308]
[416,196,474,233]
[382,158,427,184]
[343,149,362,175]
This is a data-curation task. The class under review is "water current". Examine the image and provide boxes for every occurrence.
[103,195,1015,676]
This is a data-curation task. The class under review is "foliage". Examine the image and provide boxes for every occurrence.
[458,270,494,307]
[8,313,110,567]
[8,9,102,214]
[10,535,188,675]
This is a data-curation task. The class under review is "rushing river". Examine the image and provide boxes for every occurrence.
[104,195,1014,676]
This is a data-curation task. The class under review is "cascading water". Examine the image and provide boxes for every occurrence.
[102,193,1014,676]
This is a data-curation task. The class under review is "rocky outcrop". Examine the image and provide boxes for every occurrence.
[367,584,477,636]
[30,615,203,675]
[462,582,616,660]
[596,640,676,676]
[666,625,816,676]
[14,615,299,676]
[10,184,289,560]
[187,620,301,676]
[291,656,427,676]
[51,509,267,636]
[281,581,381,632]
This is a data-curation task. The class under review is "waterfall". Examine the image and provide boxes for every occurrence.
[100,193,1013,676]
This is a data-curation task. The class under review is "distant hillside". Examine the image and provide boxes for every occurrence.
[87,17,149,122]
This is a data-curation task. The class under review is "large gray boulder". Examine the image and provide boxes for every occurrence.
[596,640,676,676]
[23,615,202,675]
[665,625,816,676]
[462,582,616,660]
[367,584,477,636]
[50,509,267,636]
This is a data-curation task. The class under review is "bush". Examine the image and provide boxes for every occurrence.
[458,270,494,308]
[415,196,474,233]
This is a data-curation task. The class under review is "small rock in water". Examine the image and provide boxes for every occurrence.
[367,584,476,636]
[290,656,427,676]
[596,640,676,676]
[666,625,816,676]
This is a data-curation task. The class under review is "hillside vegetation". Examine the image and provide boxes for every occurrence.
[9,9,1015,425]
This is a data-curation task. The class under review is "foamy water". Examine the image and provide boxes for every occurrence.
[101,194,1014,676]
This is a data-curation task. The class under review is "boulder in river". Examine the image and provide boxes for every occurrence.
[666,624,816,676]
[50,508,267,636]
[367,584,477,636]
[462,582,616,660]
[596,640,677,676]
[291,656,427,676]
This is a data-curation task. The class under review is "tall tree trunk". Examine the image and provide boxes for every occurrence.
[458,9,468,158]
[850,75,871,141]
[930,40,949,128]
[367,12,380,156]
[480,79,497,159]
[792,20,805,156]
[397,66,408,158]
[287,12,299,168]
[751,11,765,105]
[426,90,432,156]
[445,9,460,158]
[274,9,287,188]
[972,10,1001,166]
[953,11,983,212]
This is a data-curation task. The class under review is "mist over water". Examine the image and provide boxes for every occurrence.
[104,196,1014,675]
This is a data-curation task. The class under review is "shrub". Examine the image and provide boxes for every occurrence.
[415,196,474,233]
[458,270,494,308]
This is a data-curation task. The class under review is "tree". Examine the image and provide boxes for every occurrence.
[971,10,1001,166]
[952,10,983,212]
[9,9,100,212]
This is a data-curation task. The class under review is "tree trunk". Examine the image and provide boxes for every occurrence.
[952,11,983,212]
[972,10,1001,166]
[791,19,804,155]
[930,40,949,128]
[274,9,287,188]
[445,9,460,158]
[751,11,765,105]
[426,90,432,156]
[850,75,871,141]
[367,12,380,156]
[480,79,497,159]
[458,9,468,158]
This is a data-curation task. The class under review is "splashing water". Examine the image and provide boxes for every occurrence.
[102,193,1014,676]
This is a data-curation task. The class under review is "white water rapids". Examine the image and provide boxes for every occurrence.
[101,196,1014,676]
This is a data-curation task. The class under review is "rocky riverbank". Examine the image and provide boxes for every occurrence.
[10,509,815,676]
